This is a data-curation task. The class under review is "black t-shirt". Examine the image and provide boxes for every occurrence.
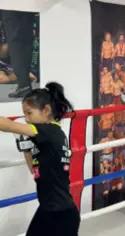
[30,123,75,211]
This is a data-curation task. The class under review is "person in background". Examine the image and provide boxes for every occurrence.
[111,72,123,105]
[101,159,112,196]
[2,10,35,98]
[101,32,114,71]
[115,34,125,66]
[112,156,123,190]
[99,131,115,163]
[98,104,115,137]
[100,67,113,106]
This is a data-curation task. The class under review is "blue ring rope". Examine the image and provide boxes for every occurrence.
[0,169,125,208]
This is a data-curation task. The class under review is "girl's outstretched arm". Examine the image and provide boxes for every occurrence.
[0,117,35,137]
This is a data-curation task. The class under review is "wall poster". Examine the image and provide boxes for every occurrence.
[91,1,125,209]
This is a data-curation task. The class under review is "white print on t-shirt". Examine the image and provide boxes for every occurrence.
[31,146,40,155]
[62,146,72,157]
[62,145,68,151]
[61,143,71,165]
[61,139,71,171]
[61,157,70,164]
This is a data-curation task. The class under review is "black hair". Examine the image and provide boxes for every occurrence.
[104,32,111,37]
[119,33,124,37]
[23,82,73,121]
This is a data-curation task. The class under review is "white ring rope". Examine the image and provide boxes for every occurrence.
[81,200,125,220]
[87,138,125,153]
[0,159,25,168]
[0,137,125,168]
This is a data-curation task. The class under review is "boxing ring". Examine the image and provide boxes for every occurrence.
[1,105,125,235]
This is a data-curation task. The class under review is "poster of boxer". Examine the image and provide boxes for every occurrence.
[90,1,125,210]
[0,10,40,102]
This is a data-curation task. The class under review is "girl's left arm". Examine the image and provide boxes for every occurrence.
[0,117,36,137]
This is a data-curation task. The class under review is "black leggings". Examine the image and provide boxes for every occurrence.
[26,206,80,236]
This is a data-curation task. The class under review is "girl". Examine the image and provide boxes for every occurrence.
[0,82,80,236]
